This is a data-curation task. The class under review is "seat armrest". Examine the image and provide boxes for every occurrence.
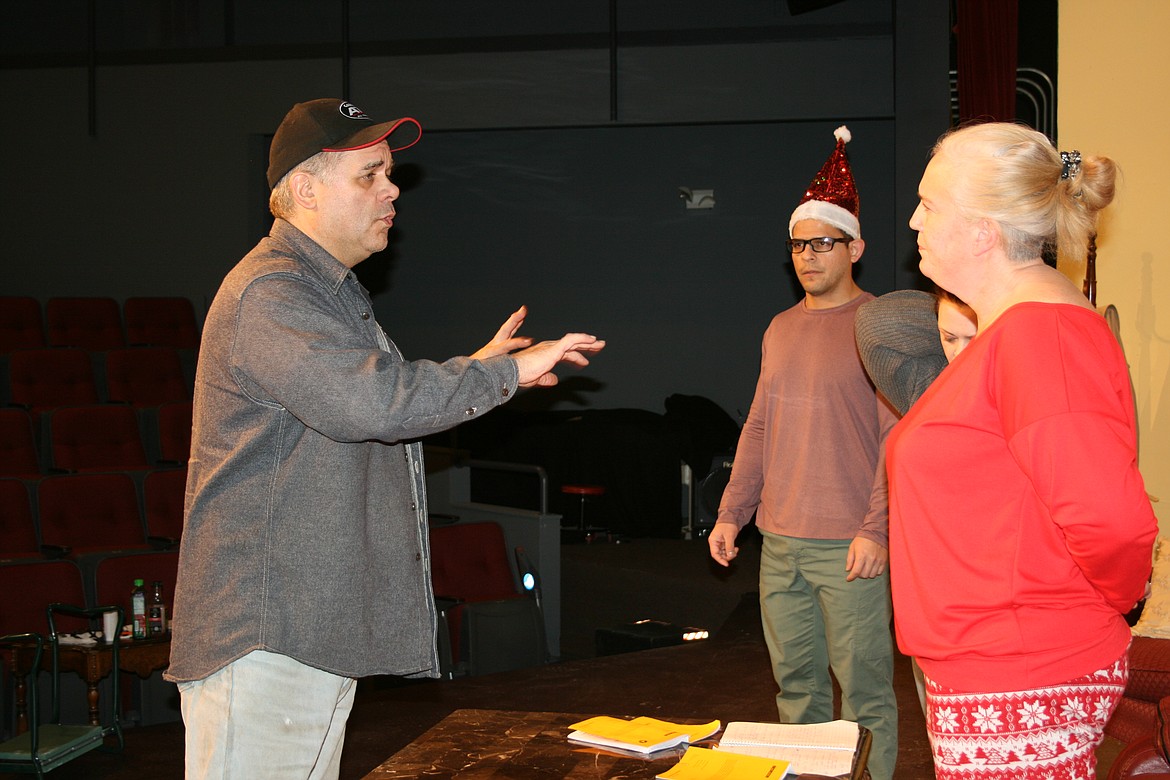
[432,597,463,679]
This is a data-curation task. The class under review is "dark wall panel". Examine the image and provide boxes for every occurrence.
[368,119,898,419]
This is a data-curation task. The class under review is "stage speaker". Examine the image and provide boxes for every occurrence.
[695,454,735,527]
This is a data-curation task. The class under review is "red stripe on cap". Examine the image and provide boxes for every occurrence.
[322,117,422,154]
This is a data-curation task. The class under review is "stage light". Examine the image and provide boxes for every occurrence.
[595,619,710,656]
[514,545,542,612]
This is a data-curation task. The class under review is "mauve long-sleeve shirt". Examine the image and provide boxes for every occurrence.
[718,293,894,546]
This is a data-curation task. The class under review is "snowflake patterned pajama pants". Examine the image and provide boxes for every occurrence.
[923,647,1128,780]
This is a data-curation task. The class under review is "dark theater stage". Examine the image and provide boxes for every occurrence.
[10,537,942,779]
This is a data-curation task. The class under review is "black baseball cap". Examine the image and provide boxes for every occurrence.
[266,98,422,189]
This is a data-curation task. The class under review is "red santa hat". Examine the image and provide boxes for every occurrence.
[788,125,861,239]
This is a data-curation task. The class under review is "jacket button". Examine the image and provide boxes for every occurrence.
[502,387,510,397]
[465,406,477,415]
[361,312,370,320]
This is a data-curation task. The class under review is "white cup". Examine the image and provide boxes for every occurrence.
[102,611,119,644]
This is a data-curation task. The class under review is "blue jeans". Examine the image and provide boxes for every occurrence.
[179,650,357,779]
[759,532,898,780]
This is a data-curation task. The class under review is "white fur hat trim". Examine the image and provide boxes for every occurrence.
[789,199,861,240]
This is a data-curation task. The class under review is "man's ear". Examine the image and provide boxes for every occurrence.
[289,171,318,211]
[848,237,866,264]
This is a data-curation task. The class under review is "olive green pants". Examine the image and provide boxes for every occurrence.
[759,531,898,780]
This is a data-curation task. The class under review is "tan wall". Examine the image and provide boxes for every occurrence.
[1061,1,1170,532]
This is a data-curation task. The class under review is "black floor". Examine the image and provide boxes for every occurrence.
[3,536,942,779]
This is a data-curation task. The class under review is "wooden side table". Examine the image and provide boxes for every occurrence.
[9,635,171,730]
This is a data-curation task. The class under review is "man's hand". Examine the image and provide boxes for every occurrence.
[470,306,604,387]
[512,333,605,388]
[708,522,741,568]
[845,536,888,581]
[471,305,534,361]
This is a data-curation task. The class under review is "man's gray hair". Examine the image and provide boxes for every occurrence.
[268,151,341,220]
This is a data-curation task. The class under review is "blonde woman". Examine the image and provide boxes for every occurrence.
[887,123,1156,780]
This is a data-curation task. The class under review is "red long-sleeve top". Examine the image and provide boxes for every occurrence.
[887,302,1156,692]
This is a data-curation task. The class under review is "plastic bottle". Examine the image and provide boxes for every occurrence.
[131,578,148,639]
[148,580,167,636]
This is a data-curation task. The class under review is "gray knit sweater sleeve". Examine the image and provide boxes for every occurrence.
[854,289,948,416]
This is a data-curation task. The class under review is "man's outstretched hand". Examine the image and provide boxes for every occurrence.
[513,333,605,387]
[472,305,605,388]
[471,306,535,360]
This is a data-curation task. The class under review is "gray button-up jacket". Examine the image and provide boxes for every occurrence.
[166,219,518,682]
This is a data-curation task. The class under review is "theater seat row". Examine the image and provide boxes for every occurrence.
[0,469,186,561]
[0,295,200,353]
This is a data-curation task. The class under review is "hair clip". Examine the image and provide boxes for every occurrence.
[1060,150,1082,180]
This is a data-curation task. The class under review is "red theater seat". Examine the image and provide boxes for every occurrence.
[428,521,546,677]
[45,297,125,351]
[47,405,152,473]
[37,472,148,556]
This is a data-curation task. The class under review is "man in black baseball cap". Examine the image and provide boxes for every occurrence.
[168,98,604,777]
[265,98,422,189]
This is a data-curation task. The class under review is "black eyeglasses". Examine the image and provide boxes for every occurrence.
[785,236,851,254]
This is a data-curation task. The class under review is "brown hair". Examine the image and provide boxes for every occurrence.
[933,286,971,315]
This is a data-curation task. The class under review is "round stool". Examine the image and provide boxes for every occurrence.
[560,484,606,533]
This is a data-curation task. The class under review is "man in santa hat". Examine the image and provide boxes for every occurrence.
[708,126,898,780]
